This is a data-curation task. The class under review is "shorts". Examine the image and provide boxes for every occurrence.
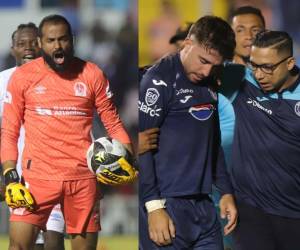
[139,195,223,250]
[10,178,100,234]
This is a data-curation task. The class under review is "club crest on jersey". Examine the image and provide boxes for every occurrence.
[145,88,159,106]
[74,82,87,97]
[189,104,215,121]
[294,101,300,117]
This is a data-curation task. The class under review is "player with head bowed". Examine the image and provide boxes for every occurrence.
[139,15,237,250]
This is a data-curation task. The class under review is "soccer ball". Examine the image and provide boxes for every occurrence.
[86,137,130,176]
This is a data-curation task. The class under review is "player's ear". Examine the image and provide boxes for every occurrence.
[37,37,42,49]
[182,37,193,47]
[287,56,295,71]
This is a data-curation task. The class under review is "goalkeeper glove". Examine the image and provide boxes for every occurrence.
[3,168,35,211]
[97,157,138,185]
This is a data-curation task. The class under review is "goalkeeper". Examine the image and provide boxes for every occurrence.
[1,14,134,250]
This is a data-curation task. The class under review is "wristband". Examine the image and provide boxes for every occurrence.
[145,199,166,213]
[3,168,19,185]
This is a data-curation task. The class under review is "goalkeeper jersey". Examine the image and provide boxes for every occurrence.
[139,53,233,203]
[1,57,130,181]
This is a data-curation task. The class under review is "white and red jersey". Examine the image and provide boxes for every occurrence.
[0,66,25,177]
[1,57,130,181]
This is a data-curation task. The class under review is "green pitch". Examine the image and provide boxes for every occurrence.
[0,234,138,250]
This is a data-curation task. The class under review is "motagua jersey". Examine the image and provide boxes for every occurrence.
[231,68,300,218]
[139,54,233,203]
[1,57,130,181]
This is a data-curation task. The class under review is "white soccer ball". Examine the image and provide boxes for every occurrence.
[86,137,129,176]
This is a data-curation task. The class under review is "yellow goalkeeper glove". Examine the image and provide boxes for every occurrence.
[97,157,138,185]
[3,168,35,211]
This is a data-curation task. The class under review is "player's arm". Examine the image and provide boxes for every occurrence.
[93,67,136,184]
[214,98,237,235]
[1,71,35,210]
[139,71,175,246]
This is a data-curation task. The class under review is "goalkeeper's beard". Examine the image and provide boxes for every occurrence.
[41,47,74,72]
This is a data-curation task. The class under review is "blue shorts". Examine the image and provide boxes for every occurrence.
[139,195,223,250]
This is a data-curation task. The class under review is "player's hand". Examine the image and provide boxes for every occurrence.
[5,183,35,211]
[148,208,175,246]
[97,157,138,185]
[138,128,160,155]
[219,194,238,235]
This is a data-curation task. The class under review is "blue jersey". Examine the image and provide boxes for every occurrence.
[229,67,300,218]
[139,54,233,203]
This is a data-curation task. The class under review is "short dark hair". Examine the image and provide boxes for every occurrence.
[188,15,236,60]
[230,6,265,28]
[253,30,293,56]
[11,22,38,44]
[38,14,72,37]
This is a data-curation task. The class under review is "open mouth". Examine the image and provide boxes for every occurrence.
[23,54,35,61]
[53,51,65,65]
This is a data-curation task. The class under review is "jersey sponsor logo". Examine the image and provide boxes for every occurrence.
[138,101,161,117]
[189,104,215,121]
[106,84,113,98]
[74,82,87,97]
[36,107,52,115]
[176,88,194,95]
[152,79,167,87]
[53,106,87,116]
[294,101,300,117]
[34,85,47,94]
[145,88,160,106]
[36,106,87,116]
[3,91,12,104]
[180,95,192,103]
[246,98,272,115]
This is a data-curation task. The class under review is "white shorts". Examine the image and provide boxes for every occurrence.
[35,204,65,244]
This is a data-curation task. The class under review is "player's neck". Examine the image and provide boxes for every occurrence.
[278,70,300,92]
[233,54,248,66]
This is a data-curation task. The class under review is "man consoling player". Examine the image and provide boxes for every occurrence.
[1,14,136,250]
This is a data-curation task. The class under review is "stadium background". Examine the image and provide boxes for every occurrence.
[139,0,300,67]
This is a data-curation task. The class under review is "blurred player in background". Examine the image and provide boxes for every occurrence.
[231,6,265,65]
[139,16,237,250]
[0,22,65,250]
[1,15,133,250]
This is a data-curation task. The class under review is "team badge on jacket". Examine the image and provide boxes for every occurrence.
[74,82,87,97]
[295,101,300,117]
